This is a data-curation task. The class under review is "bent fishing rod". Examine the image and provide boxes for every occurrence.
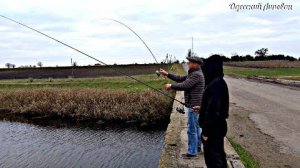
[100,18,161,76]
[101,18,159,64]
[0,15,186,106]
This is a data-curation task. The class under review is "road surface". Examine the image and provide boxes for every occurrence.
[226,77,300,155]
[182,64,300,167]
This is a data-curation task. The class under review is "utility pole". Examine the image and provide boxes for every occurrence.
[192,37,194,56]
[71,58,74,77]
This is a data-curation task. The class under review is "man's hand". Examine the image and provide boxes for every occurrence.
[160,68,169,77]
[165,84,172,90]
[202,135,208,141]
[192,106,200,112]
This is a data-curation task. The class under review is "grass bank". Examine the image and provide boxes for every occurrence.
[224,66,300,81]
[224,60,300,68]
[229,139,260,168]
[0,64,185,91]
[0,64,185,125]
[0,88,173,123]
[0,74,167,91]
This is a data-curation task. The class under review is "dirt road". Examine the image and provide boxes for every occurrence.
[226,77,300,168]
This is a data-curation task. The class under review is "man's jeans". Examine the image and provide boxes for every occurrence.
[187,108,202,155]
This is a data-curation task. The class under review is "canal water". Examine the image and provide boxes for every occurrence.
[0,120,165,168]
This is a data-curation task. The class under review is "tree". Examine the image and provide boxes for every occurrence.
[286,55,296,61]
[5,63,11,69]
[231,54,241,62]
[11,64,16,68]
[244,55,254,61]
[255,48,268,57]
[220,55,230,62]
[37,61,43,68]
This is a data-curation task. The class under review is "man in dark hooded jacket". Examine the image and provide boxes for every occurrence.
[194,55,229,168]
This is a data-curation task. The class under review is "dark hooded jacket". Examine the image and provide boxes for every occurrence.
[199,55,229,137]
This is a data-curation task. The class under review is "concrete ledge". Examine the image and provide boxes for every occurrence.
[225,138,245,168]
[159,91,185,168]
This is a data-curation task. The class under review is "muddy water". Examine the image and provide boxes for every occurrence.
[0,120,165,168]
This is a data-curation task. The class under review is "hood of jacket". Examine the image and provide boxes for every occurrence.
[201,55,224,86]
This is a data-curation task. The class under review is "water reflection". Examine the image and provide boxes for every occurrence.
[0,120,165,168]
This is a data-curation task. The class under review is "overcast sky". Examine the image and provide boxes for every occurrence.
[0,0,299,67]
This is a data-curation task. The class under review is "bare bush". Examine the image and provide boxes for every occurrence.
[0,88,172,122]
[28,77,34,83]
[48,77,53,82]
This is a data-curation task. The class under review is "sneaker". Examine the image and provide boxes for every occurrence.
[181,153,197,159]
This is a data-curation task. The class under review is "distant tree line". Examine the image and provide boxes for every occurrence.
[161,53,180,64]
[4,61,44,69]
[4,48,298,69]
[5,63,16,69]
[220,48,299,62]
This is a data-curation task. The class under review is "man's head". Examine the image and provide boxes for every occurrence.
[186,56,203,69]
[201,54,224,86]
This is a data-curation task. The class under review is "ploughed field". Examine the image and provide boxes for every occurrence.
[0,64,184,125]
[224,61,300,81]
[0,64,169,80]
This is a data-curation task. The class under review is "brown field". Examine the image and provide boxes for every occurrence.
[224,60,300,68]
[0,88,172,122]
[0,64,168,80]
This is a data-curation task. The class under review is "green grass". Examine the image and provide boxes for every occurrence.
[0,75,167,91]
[224,66,300,80]
[229,139,260,168]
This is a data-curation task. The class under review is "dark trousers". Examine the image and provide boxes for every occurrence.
[203,132,227,168]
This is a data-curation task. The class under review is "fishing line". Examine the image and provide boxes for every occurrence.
[0,14,186,106]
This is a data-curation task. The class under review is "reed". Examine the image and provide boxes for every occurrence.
[0,88,172,122]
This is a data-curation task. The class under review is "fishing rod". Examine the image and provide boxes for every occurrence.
[101,18,159,64]
[0,14,186,106]
[99,18,161,76]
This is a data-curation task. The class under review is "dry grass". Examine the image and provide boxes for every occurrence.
[0,88,172,122]
[224,60,300,68]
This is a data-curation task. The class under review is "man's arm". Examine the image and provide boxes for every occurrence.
[170,73,199,91]
[167,73,187,82]
[160,68,187,82]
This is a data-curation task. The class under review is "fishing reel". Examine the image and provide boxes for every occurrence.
[155,70,161,76]
[176,106,185,114]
